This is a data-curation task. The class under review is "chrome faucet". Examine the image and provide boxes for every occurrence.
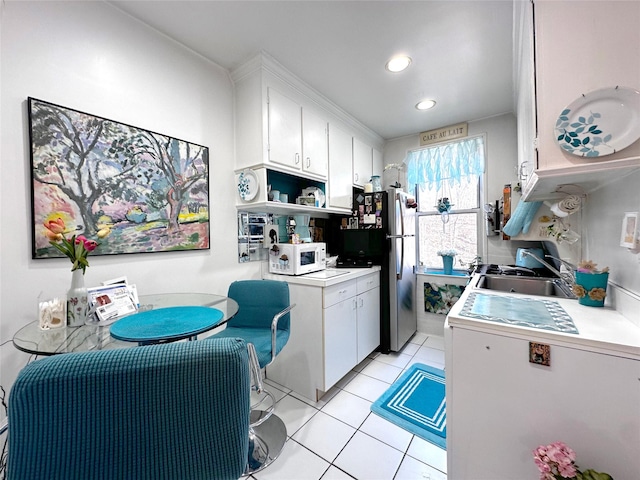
[521,250,575,286]
[545,254,577,273]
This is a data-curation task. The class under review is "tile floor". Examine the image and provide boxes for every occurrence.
[249,332,447,480]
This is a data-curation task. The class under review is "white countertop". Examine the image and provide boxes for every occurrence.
[263,266,381,288]
[447,273,640,360]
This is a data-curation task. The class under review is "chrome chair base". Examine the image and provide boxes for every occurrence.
[245,411,287,475]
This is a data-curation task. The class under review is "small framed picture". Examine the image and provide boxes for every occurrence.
[529,342,550,366]
[264,225,279,247]
[620,212,638,248]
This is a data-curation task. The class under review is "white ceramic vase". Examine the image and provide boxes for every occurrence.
[67,269,88,327]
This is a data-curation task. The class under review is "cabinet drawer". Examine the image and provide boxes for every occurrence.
[324,279,357,308]
[357,272,380,295]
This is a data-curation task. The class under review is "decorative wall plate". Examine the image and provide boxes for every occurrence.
[554,86,640,157]
[237,169,258,201]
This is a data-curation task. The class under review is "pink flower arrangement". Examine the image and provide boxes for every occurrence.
[533,442,577,479]
[533,442,612,480]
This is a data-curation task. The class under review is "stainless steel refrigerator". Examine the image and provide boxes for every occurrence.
[336,188,417,353]
[384,188,417,352]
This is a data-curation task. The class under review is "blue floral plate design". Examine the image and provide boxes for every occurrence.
[237,169,258,201]
[554,86,640,158]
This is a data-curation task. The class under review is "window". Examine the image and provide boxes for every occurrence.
[405,135,485,270]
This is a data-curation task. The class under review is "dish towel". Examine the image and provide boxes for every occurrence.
[502,200,542,237]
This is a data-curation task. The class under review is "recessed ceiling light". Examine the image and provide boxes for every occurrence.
[416,99,436,110]
[385,55,412,73]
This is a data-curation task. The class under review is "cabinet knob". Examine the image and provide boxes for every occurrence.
[306,157,311,168]
[295,153,300,165]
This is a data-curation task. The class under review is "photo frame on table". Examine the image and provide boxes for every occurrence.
[29,97,210,259]
[620,212,638,248]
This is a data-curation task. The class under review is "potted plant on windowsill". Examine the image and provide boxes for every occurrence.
[437,249,457,275]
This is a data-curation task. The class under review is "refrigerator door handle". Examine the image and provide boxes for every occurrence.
[396,193,405,237]
[397,237,404,280]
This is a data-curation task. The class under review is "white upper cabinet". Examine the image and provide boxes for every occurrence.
[301,108,328,177]
[268,88,303,170]
[328,123,353,209]
[267,88,328,176]
[232,52,384,207]
[520,0,640,200]
[372,147,383,178]
[514,0,536,190]
[353,137,373,187]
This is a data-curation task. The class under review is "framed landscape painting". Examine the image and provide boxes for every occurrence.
[29,98,210,258]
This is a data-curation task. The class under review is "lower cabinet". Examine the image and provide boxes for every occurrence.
[445,324,640,479]
[267,271,380,401]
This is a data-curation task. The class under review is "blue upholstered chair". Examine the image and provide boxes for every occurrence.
[209,279,295,474]
[7,338,252,480]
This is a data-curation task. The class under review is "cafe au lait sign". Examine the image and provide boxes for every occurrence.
[420,122,468,146]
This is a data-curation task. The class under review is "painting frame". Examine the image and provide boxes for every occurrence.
[29,97,210,259]
[620,211,638,248]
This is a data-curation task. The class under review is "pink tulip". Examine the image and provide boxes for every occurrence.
[83,240,98,251]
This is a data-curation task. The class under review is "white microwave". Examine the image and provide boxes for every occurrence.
[268,242,326,276]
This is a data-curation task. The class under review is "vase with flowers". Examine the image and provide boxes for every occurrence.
[533,441,612,480]
[571,260,609,307]
[437,249,457,275]
[43,217,108,326]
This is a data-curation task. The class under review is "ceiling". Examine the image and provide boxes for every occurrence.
[110,1,515,140]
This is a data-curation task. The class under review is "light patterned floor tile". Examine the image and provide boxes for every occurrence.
[360,359,403,384]
[342,372,390,403]
[395,454,447,480]
[406,436,447,474]
[359,412,413,453]
[333,431,404,480]
[373,352,413,369]
[275,394,319,437]
[254,439,330,480]
[320,465,355,480]
[413,345,445,365]
[409,332,428,345]
[321,390,371,429]
[399,341,420,356]
[292,411,356,463]
[424,335,445,350]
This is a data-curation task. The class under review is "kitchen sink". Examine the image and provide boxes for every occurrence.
[475,274,576,298]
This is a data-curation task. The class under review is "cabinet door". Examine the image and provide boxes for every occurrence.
[448,327,640,479]
[302,108,328,177]
[356,286,380,363]
[324,298,357,389]
[267,88,302,169]
[328,124,353,209]
[372,148,383,178]
[514,0,536,188]
[352,137,372,186]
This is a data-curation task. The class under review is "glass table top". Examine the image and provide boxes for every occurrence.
[13,293,239,356]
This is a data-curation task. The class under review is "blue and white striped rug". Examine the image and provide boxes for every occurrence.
[371,363,446,449]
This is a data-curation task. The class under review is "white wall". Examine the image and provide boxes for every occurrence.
[384,113,522,264]
[583,170,640,296]
[0,2,261,394]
